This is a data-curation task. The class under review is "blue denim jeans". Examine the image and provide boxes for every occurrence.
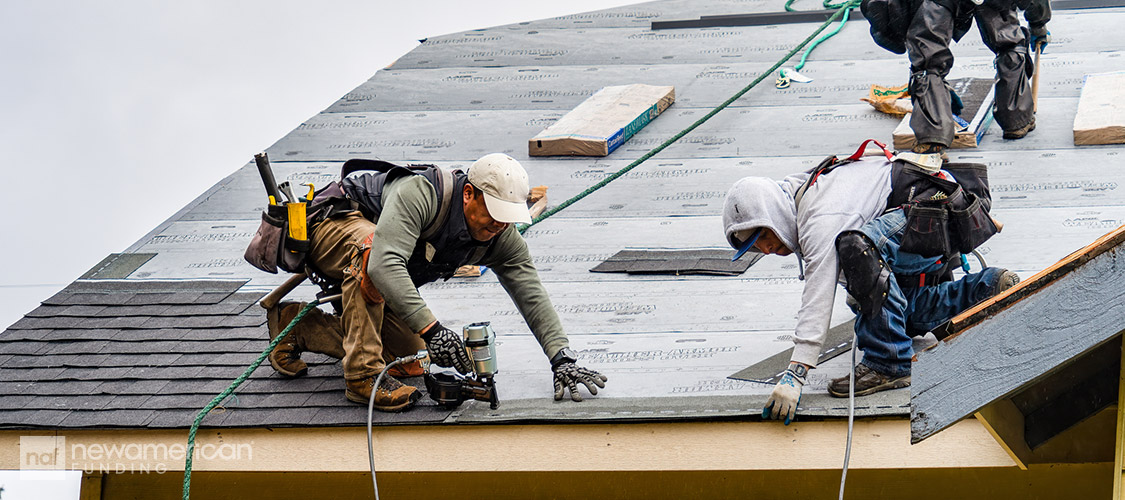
[850,209,1006,377]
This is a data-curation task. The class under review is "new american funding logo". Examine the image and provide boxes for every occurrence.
[19,436,252,477]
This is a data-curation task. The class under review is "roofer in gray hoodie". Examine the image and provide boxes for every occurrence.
[722,154,1019,424]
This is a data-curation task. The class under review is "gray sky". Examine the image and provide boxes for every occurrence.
[0,0,640,332]
[0,2,640,497]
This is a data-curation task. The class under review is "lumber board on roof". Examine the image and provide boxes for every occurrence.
[1074,72,1125,146]
[910,225,1125,443]
[529,84,675,157]
[892,79,996,150]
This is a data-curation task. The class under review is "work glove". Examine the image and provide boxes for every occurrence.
[762,362,807,425]
[420,322,472,375]
[552,362,608,402]
[1029,26,1050,53]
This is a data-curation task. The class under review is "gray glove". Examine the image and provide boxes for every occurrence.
[552,362,608,402]
[420,322,472,375]
[762,362,806,425]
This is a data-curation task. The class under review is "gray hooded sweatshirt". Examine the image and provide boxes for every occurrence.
[722,156,893,367]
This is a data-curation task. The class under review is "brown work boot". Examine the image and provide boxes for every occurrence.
[267,301,346,378]
[992,269,1021,296]
[345,374,421,411]
[828,363,910,397]
[386,360,426,378]
[911,142,946,155]
[1003,118,1035,139]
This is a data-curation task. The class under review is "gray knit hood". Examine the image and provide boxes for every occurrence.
[722,172,809,256]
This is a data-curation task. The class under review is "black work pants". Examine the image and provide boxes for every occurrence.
[906,0,1034,146]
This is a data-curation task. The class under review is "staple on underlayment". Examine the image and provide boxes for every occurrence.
[529,84,675,157]
[1073,71,1125,146]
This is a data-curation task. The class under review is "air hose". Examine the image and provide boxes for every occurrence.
[368,353,428,500]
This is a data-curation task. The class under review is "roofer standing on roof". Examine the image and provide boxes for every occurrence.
[862,0,1051,154]
[722,147,1019,424]
[267,153,606,411]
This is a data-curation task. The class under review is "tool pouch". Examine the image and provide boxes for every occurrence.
[949,192,997,254]
[901,201,953,257]
[244,204,311,274]
[245,204,288,274]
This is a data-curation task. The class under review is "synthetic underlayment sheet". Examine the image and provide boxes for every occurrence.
[326,52,1110,113]
[4,2,1124,428]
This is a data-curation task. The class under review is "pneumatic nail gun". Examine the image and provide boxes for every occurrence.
[424,322,500,409]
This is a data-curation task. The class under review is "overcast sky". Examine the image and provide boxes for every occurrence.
[0,0,642,332]
[0,1,641,496]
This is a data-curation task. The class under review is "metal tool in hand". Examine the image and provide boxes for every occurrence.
[424,321,500,409]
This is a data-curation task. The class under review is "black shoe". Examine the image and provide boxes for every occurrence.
[911,142,946,155]
[828,363,910,397]
[1003,118,1035,139]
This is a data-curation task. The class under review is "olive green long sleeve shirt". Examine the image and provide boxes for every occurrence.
[365,174,569,360]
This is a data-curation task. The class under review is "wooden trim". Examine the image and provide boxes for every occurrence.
[975,399,1032,470]
[79,471,103,500]
[943,224,1125,342]
[0,419,1016,473]
[1114,338,1125,500]
[100,466,1116,500]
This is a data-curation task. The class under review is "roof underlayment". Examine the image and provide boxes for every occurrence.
[2,0,1125,428]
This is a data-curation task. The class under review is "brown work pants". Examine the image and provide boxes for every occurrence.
[307,212,425,381]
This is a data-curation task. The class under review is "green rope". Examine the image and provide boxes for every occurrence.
[182,301,319,500]
[794,2,858,72]
[519,1,857,235]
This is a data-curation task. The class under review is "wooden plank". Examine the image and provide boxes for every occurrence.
[910,238,1125,443]
[529,84,675,157]
[974,399,1032,470]
[1115,337,1125,500]
[1074,72,1125,146]
[893,115,982,150]
[944,224,1125,341]
[891,79,996,150]
[80,472,103,500]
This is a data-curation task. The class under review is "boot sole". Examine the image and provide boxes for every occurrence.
[345,389,422,412]
[828,375,911,398]
[1003,122,1036,139]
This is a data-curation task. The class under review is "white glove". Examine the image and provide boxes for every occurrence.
[762,362,807,425]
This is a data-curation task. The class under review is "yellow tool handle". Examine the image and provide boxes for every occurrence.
[301,183,315,202]
[287,202,307,242]
[268,195,277,206]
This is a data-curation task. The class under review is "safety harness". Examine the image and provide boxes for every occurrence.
[795,139,997,288]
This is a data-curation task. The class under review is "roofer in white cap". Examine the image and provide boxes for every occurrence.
[264,153,607,411]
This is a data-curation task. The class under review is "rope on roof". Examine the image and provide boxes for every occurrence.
[518,0,862,235]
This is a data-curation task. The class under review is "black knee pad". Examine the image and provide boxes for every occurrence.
[836,231,892,317]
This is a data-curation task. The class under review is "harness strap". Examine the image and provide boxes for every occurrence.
[421,168,455,242]
[845,139,893,162]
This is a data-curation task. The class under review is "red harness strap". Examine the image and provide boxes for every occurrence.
[846,139,893,162]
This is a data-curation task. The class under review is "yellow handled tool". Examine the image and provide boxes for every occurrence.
[301,183,315,202]
[287,202,307,243]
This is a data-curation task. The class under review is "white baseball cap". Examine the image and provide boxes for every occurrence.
[468,153,532,224]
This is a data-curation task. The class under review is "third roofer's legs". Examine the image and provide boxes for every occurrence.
[906,0,957,151]
[975,0,1036,138]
